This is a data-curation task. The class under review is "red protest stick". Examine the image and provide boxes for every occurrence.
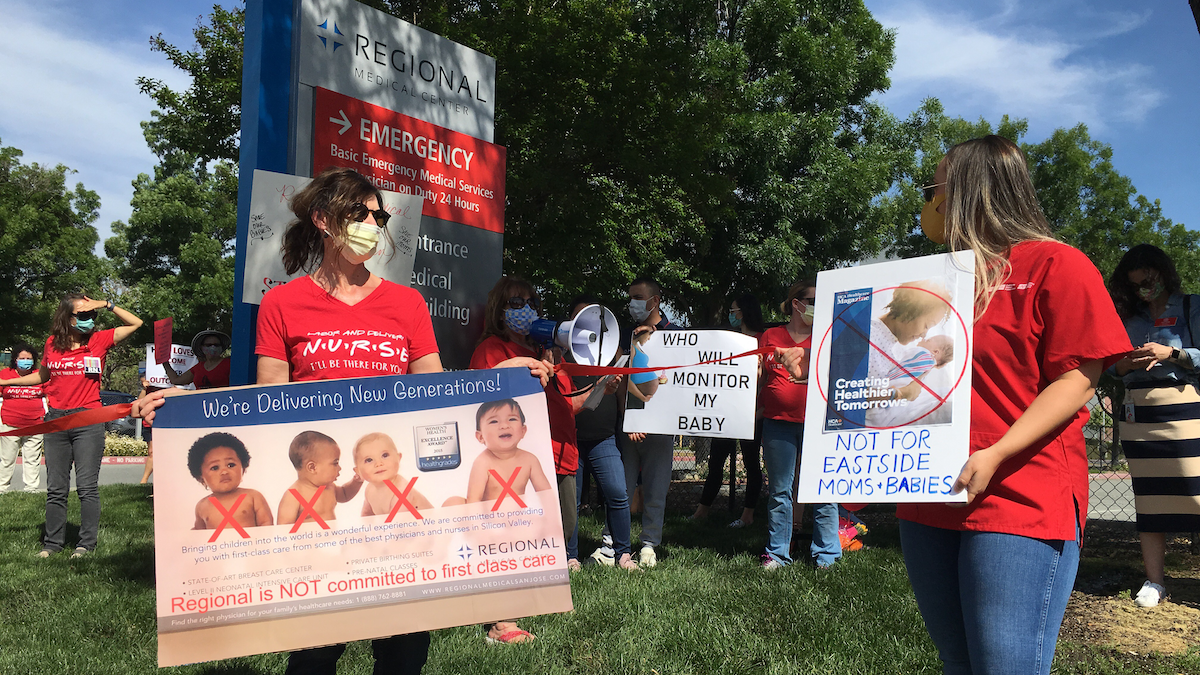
[207,494,251,542]
[153,318,173,364]
[489,467,527,511]
[0,404,132,436]
[384,477,425,522]
[289,486,330,532]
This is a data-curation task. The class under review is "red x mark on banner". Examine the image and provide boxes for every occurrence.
[384,477,425,522]
[207,494,250,542]
[289,485,330,532]
[489,467,527,511]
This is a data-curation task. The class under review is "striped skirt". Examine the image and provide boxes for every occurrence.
[1120,383,1200,532]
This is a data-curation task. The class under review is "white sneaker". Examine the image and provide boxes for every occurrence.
[1134,580,1165,608]
[589,548,615,566]
[639,545,657,568]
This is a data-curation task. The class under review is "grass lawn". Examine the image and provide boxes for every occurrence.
[1,485,1197,674]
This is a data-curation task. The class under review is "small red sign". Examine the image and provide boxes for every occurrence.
[1154,317,1178,327]
[312,87,506,233]
[153,318,173,364]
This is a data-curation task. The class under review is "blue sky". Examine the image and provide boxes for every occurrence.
[2,0,1197,252]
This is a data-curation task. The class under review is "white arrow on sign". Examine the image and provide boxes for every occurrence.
[329,110,352,135]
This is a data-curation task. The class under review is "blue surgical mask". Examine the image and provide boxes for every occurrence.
[73,318,95,333]
[504,306,539,336]
[202,345,223,357]
[16,359,33,370]
[728,312,741,328]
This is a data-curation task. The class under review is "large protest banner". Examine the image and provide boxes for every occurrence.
[153,368,571,667]
[798,252,975,503]
[622,330,759,439]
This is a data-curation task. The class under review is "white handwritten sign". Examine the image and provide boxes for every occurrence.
[145,344,198,390]
[241,169,424,304]
[622,330,759,439]
[798,252,975,503]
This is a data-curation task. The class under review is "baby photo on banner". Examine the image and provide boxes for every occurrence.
[152,368,571,667]
[799,252,976,504]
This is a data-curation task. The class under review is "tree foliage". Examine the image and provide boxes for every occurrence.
[0,139,104,349]
[106,5,244,343]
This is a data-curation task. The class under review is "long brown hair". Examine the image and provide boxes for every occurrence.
[479,276,538,344]
[1108,244,1181,321]
[50,293,89,352]
[942,135,1055,315]
[282,167,390,274]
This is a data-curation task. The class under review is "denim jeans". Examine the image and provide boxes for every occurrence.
[761,418,840,566]
[568,435,632,559]
[899,520,1080,675]
[620,433,673,548]
[43,408,105,552]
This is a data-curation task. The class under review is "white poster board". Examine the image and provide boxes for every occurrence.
[145,344,198,390]
[622,330,759,439]
[241,169,424,304]
[798,252,975,503]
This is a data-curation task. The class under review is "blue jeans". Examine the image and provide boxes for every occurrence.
[761,418,840,566]
[900,520,1080,675]
[568,436,632,559]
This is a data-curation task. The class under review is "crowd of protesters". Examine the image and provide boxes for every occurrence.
[4,136,1196,675]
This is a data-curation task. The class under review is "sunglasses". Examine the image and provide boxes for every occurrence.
[506,296,542,311]
[73,310,98,321]
[347,202,391,228]
[920,182,946,202]
[202,342,224,349]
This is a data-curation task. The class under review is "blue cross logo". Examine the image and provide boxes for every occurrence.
[457,545,473,561]
[317,19,344,53]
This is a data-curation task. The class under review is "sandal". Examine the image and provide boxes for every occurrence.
[486,629,536,645]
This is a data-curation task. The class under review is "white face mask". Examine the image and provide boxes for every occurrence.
[629,298,651,322]
[335,220,381,264]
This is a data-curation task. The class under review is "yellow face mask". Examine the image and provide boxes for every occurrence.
[921,193,947,245]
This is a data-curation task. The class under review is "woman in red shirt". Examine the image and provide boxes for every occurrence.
[897,136,1132,675]
[0,295,143,557]
[759,280,840,569]
[164,330,232,389]
[468,275,579,642]
[0,342,47,493]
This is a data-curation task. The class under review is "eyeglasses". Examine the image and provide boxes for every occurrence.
[347,202,391,228]
[73,310,97,321]
[920,182,946,202]
[1133,273,1161,290]
[506,296,541,311]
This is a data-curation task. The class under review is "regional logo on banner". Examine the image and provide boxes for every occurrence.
[152,369,571,667]
[621,330,759,439]
[798,252,975,503]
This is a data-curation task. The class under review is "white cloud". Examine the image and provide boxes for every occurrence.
[873,3,1164,133]
[0,1,191,249]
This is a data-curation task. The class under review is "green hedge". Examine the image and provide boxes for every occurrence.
[104,433,148,457]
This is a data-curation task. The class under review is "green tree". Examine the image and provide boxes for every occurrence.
[0,139,105,350]
[106,5,244,343]
[394,0,915,323]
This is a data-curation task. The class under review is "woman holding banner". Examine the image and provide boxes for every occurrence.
[758,281,840,569]
[163,330,232,389]
[137,167,548,673]
[0,342,47,493]
[892,136,1130,675]
[0,294,143,558]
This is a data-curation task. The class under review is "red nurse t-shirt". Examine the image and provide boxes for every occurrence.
[469,335,579,475]
[189,358,231,389]
[42,329,116,410]
[0,368,46,427]
[897,241,1132,540]
[759,326,811,423]
[256,277,439,381]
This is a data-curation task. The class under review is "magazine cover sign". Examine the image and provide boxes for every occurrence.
[797,252,976,504]
[152,369,571,667]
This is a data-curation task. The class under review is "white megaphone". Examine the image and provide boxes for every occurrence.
[528,304,621,367]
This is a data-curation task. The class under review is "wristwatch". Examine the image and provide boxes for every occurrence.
[1172,348,1183,362]
[106,300,115,311]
